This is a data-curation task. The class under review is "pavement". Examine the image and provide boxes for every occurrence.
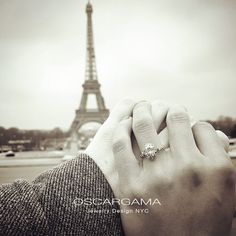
[0,151,65,184]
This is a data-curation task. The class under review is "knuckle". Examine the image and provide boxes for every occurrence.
[214,163,236,189]
[112,137,128,153]
[221,164,236,177]
[120,177,144,199]
[156,176,174,192]
[134,101,149,110]
[129,181,143,198]
[167,111,189,124]
[208,158,236,191]
[119,180,136,197]
[224,170,236,190]
[178,163,203,189]
[216,130,229,146]
[133,116,153,133]
[193,121,214,131]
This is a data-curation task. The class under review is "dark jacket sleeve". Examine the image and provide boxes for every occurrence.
[0,153,124,236]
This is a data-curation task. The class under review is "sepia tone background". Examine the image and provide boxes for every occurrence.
[0,0,236,234]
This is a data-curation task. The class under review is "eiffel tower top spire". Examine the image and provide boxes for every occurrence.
[85,1,97,81]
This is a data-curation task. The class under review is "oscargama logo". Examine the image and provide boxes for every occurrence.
[73,198,161,206]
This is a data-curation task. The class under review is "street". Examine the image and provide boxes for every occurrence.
[0,151,65,183]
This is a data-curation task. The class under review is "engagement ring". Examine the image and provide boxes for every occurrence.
[140,143,164,161]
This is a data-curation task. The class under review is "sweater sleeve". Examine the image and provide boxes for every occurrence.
[0,153,124,236]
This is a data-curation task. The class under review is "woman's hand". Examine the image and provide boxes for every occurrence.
[113,102,235,236]
[85,99,169,195]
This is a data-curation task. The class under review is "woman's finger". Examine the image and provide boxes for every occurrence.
[132,102,160,152]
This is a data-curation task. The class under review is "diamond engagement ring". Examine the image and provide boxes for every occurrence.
[140,143,164,161]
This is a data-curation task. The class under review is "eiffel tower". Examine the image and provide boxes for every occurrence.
[70,1,109,141]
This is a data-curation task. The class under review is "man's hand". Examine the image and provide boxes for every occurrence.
[113,103,235,236]
[85,98,136,193]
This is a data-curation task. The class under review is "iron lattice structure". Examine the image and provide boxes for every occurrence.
[70,2,109,136]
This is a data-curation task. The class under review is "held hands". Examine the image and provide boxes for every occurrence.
[85,99,169,193]
[113,102,235,236]
[85,99,235,236]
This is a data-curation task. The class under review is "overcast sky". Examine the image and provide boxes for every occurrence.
[0,0,235,130]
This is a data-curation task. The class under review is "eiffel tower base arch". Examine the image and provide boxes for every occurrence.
[71,109,109,136]
[68,109,109,152]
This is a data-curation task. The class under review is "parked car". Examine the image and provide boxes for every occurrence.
[62,154,75,162]
[5,151,15,157]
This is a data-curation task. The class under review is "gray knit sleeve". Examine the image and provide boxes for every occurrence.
[0,153,124,236]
